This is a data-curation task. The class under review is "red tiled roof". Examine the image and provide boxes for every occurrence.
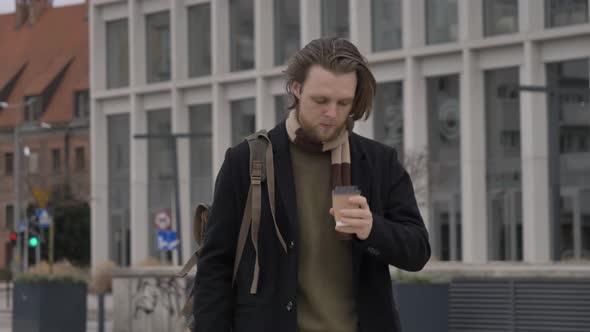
[0,3,88,127]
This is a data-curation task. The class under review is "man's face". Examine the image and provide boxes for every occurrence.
[292,65,357,143]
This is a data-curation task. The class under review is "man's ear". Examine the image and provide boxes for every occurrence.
[291,81,302,99]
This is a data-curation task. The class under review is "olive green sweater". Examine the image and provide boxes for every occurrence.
[290,143,357,332]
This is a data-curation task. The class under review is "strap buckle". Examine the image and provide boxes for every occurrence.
[251,161,263,184]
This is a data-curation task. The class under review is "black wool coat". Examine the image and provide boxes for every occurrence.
[194,121,431,332]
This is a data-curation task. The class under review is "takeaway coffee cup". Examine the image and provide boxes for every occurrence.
[332,186,361,241]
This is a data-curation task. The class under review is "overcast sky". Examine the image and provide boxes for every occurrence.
[0,0,85,14]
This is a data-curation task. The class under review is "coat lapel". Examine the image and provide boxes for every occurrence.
[268,123,299,242]
[350,133,371,295]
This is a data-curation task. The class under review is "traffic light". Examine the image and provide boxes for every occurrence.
[10,232,17,244]
[28,236,39,248]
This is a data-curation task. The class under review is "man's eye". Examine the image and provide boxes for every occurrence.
[338,101,351,106]
[314,98,327,104]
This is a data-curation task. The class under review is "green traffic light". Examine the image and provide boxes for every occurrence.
[28,237,39,248]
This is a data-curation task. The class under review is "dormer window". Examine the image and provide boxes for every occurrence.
[74,90,90,120]
[24,96,42,122]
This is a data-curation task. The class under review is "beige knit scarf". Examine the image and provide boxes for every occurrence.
[285,110,351,189]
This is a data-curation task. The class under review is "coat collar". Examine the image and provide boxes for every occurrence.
[268,122,372,239]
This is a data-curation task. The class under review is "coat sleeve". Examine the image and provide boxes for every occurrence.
[194,148,239,331]
[354,149,431,272]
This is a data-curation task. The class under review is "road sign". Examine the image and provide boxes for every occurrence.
[154,211,172,231]
[157,230,179,251]
[32,188,51,208]
[36,208,52,228]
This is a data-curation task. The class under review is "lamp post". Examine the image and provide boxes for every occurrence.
[0,98,49,272]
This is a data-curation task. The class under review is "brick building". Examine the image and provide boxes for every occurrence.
[0,0,89,269]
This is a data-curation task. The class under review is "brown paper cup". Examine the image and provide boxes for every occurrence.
[332,186,361,241]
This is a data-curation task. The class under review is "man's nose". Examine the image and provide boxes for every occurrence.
[325,103,338,119]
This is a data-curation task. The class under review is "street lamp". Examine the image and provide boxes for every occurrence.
[0,97,43,273]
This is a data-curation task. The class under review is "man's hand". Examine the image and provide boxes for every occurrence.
[329,195,373,240]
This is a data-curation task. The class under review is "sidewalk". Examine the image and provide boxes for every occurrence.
[0,284,114,332]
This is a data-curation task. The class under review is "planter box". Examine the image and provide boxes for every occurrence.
[392,282,449,332]
[12,281,87,332]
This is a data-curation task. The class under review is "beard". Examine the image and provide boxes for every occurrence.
[296,110,348,144]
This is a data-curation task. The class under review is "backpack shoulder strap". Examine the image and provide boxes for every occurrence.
[232,130,287,294]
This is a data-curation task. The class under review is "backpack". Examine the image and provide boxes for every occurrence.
[177,130,288,330]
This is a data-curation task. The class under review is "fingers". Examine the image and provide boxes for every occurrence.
[338,208,371,219]
[348,195,368,209]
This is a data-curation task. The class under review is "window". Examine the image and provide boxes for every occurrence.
[190,104,213,251]
[108,114,131,266]
[483,0,518,37]
[321,0,349,38]
[546,0,589,28]
[231,98,256,146]
[5,205,14,229]
[52,149,61,173]
[146,11,171,83]
[374,82,404,160]
[275,95,290,124]
[75,147,86,171]
[106,19,129,89]
[426,0,458,45]
[147,110,173,258]
[4,152,13,176]
[188,4,211,77]
[74,90,90,119]
[546,58,590,260]
[24,96,42,122]
[427,75,462,261]
[485,67,523,261]
[371,0,402,52]
[230,0,255,71]
[274,0,300,66]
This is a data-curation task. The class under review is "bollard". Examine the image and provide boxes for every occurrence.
[98,292,105,332]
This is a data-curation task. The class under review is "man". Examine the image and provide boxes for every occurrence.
[194,37,431,332]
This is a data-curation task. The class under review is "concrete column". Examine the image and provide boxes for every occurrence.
[255,0,274,70]
[460,50,488,262]
[90,102,109,266]
[519,0,545,33]
[520,41,551,263]
[350,0,371,54]
[172,88,192,265]
[89,3,109,266]
[256,78,275,131]
[402,0,425,48]
[129,95,149,264]
[212,84,230,176]
[212,0,230,75]
[403,57,431,237]
[300,0,321,45]
[458,0,483,42]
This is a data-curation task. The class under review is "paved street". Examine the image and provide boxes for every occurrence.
[0,283,114,332]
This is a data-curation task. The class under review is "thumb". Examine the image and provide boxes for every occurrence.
[329,208,334,216]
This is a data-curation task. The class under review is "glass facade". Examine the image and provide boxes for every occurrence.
[483,0,519,37]
[426,0,458,45]
[546,59,590,260]
[274,0,300,66]
[231,98,256,146]
[147,109,173,259]
[230,0,255,71]
[545,0,589,28]
[188,4,211,77]
[485,67,523,261]
[146,11,171,83]
[373,81,404,160]
[371,0,402,52]
[427,75,462,261]
[108,114,130,266]
[275,95,290,124]
[321,0,350,38]
[106,19,129,89]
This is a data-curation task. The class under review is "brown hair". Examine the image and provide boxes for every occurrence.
[284,37,377,122]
